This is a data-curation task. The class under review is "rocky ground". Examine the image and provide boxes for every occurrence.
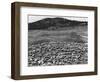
[28,41,88,66]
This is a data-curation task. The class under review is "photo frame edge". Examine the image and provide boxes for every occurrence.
[11,2,21,80]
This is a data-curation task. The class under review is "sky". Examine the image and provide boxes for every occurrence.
[28,15,88,23]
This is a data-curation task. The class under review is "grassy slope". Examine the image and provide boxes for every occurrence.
[28,26,87,46]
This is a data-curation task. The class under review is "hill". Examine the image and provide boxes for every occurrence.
[28,17,88,30]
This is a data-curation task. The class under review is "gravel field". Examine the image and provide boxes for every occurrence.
[28,30,88,66]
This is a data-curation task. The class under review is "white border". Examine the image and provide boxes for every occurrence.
[20,7,95,75]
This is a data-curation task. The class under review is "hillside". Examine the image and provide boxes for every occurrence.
[28,17,88,30]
